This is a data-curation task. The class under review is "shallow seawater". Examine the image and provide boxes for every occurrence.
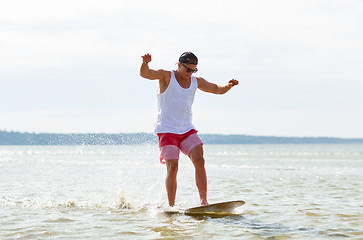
[1,144,362,239]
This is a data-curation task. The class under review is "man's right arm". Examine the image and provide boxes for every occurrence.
[140,53,165,80]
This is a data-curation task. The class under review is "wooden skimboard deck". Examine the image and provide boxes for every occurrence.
[181,200,245,217]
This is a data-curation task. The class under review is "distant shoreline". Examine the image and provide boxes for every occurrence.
[1,130,363,145]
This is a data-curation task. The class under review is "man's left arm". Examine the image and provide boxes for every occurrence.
[197,77,238,94]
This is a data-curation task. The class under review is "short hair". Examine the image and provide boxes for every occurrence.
[179,52,198,65]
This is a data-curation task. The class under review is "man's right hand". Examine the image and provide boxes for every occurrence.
[142,53,152,63]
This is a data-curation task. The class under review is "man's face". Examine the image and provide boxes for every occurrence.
[179,62,198,78]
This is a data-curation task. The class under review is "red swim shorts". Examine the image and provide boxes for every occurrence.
[157,129,203,164]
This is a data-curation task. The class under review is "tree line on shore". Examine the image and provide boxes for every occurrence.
[1,130,362,145]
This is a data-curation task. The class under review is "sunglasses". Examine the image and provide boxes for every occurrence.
[181,63,198,73]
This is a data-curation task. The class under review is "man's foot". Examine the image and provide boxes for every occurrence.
[201,200,209,206]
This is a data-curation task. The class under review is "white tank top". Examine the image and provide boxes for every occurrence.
[154,71,198,134]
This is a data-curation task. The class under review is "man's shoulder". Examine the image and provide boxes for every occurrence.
[196,76,207,84]
[156,69,171,77]
[157,69,171,73]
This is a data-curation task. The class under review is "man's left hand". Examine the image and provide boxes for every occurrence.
[228,79,239,87]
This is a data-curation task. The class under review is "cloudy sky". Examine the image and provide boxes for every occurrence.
[1,0,362,138]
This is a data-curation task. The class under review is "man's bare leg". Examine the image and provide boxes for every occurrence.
[165,159,178,207]
[189,144,208,206]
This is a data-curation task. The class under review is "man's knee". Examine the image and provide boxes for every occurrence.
[166,159,179,174]
[189,145,205,166]
[194,156,205,168]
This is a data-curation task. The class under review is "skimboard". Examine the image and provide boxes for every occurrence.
[165,200,245,218]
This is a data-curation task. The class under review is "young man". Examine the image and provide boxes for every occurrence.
[140,52,238,207]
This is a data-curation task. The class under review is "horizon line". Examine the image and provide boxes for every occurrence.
[1,130,362,140]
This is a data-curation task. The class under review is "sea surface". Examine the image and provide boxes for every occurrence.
[1,144,362,239]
